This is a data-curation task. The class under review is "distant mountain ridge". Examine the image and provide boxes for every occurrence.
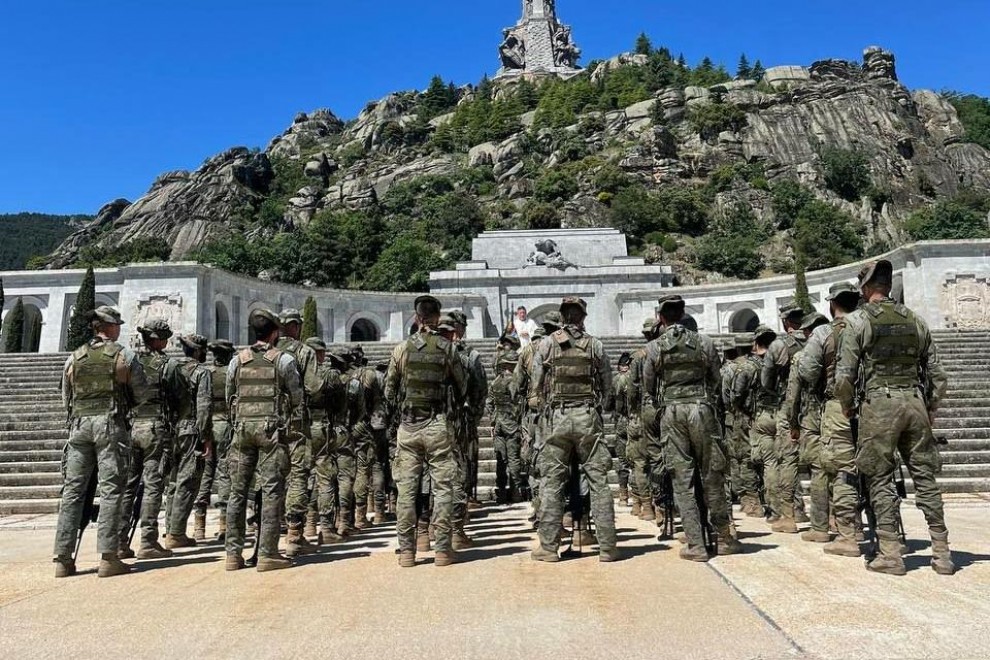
[0,213,87,270]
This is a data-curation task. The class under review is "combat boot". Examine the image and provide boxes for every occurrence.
[766,512,781,524]
[801,530,831,543]
[416,521,432,552]
[452,528,474,550]
[630,496,642,517]
[618,485,629,506]
[54,557,76,578]
[355,505,369,530]
[930,530,956,576]
[193,510,207,541]
[256,554,293,572]
[435,551,457,567]
[574,528,598,548]
[794,500,810,524]
[319,518,345,544]
[717,528,744,555]
[679,545,710,562]
[599,547,622,563]
[373,503,387,525]
[771,502,799,534]
[136,542,173,559]
[165,533,197,550]
[640,502,656,522]
[866,530,906,576]
[216,508,227,542]
[304,510,318,538]
[285,524,318,558]
[225,553,245,571]
[823,520,861,557]
[531,547,560,563]
[398,551,416,568]
[117,544,135,560]
[97,553,131,578]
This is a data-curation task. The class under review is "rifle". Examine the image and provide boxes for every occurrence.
[562,454,591,556]
[894,461,909,549]
[851,417,881,563]
[127,480,145,546]
[692,464,717,556]
[245,488,263,568]
[73,464,100,562]
[753,463,773,518]
[653,466,676,540]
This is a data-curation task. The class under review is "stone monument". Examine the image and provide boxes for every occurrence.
[496,0,582,79]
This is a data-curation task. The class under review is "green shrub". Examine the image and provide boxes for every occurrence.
[521,201,561,229]
[904,195,990,241]
[945,92,990,150]
[534,169,579,203]
[792,200,863,269]
[364,237,449,292]
[819,147,872,202]
[770,179,815,230]
[688,102,747,141]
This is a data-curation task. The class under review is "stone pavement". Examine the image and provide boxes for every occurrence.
[1,498,989,660]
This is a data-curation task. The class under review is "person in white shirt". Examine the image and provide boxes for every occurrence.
[513,307,539,347]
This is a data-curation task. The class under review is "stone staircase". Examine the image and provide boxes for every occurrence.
[1,331,988,515]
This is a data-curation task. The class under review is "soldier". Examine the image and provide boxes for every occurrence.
[384,295,467,568]
[54,306,147,578]
[734,325,778,519]
[835,260,954,576]
[193,339,236,542]
[727,334,761,515]
[611,353,633,506]
[276,309,322,557]
[343,347,384,532]
[783,313,830,542]
[487,344,524,504]
[450,310,489,521]
[627,317,660,521]
[798,283,863,557]
[163,334,213,548]
[370,359,393,524]
[762,304,809,533]
[643,295,741,561]
[719,341,741,505]
[117,319,177,561]
[305,337,348,545]
[225,309,302,572]
[529,297,619,563]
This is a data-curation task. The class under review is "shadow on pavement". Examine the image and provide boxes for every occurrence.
[131,555,221,572]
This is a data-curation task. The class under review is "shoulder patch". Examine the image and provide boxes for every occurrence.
[238,348,254,364]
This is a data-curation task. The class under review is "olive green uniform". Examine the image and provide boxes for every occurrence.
[626,346,654,511]
[611,370,632,496]
[530,326,616,554]
[732,353,776,513]
[310,360,347,533]
[277,337,322,526]
[195,361,232,521]
[762,330,807,522]
[164,358,212,538]
[488,367,524,500]
[512,340,543,512]
[725,355,759,511]
[783,352,829,533]
[384,331,467,555]
[55,337,147,559]
[343,363,383,526]
[454,341,488,520]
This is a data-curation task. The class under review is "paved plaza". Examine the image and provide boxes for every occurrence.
[2,497,989,659]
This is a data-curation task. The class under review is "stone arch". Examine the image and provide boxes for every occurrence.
[729,308,760,333]
[350,318,381,342]
[215,300,231,341]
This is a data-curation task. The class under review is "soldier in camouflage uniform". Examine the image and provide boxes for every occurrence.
[343,347,384,532]
[835,260,954,576]
[726,334,761,515]
[783,313,831,542]
[385,296,467,568]
[163,334,213,548]
[370,359,393,524]
[304,337,348,545]
[530,297,619,563]
[719,341,741,505]
[55,306,147,579]
[225,309,302,572]
[643,295,741,561]
[762,304,809,533]
[488,345,524,504]
[451,312,488,518]
[627,317,660,521]
[193,339,236,542]
[117,319,177,561]
[611,353,633,506]
[731,325,777,518]
[276,309,322,557]
[798,282,864,557]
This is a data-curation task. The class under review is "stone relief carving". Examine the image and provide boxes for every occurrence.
[940,275,990,329]
[525,239,576,271]
[496,0,581,77]
[131,294,183,347]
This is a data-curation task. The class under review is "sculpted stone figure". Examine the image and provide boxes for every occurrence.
[499,28,526,70]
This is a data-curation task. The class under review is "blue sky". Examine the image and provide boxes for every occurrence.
[1,0,987,215]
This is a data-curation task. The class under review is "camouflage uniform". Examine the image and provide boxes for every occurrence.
[529,311,617,560]
[454,337,488,529]
[488,356,524,502]
[225,341,302,565]
[54,311,147,576]
[343,360,384,529]
[309,351,348,541]
[384,321,466,563]
[511,334,543,516]
[626,318,659,520]
[611,364,632,503]
[732,348,776,516]
[835,281,952,574]
[194,343,235,538]
[726,340,760,514]
[643,313,736,559]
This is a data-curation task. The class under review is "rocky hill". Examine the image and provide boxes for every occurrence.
[0,213,87,270]
[43,42,990,288]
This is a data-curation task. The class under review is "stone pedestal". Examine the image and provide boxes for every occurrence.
[496,0,582,79]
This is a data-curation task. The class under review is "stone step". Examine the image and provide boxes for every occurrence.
[0,449,64,462]
[0,484,62,500]
[941,450,990,465]
[933,417,990,429]
[0,460,61,474]
[0,472,61,487]
[0,498,58,515]
[936,428,990,440]
[0,420,70,432]
[0,439,67,451]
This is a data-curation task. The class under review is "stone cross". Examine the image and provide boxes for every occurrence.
[498,0,580,78]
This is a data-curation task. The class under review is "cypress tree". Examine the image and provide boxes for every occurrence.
[66,267,96,350]
[794,251,814,313]
[0,277,5,329]
[302,296,318,340]
[737,54,752,79]
[751,60,766,81]
[3,298,24,354]
[635,33,653,56]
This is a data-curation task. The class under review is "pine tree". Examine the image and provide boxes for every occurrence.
[751,60,766,81]
[477,74,494,101]
[737,54,752,79]
[302,296,318,340]
[794,250,814,313]
[2,298,24,354]
[420,75,457,119]
[0,277,5,330]
[66,266,96,351]
[635,32,653,56]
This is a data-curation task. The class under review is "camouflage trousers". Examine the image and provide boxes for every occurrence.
[195,419,231,514]
[165,421,205,537]
[119,418,171,549]
[284,425,313,524]
[522,410,543,516]
[310,419,352,529]
[613,416,630,491]
[537,405,616,553]
[371,426,390,509]
[798,404,829,533]
[225,421,289,558]
[730,415,759,505]
[654,403,731,553]
[394,414,456,554]
[774,410,805,521]
[626,411,651,504]
[820,399,858,539]
[54,415,129,558]
[750,409,780,515]
[492,412,525,496]
[351,421,376,517]
[856,390,946,536]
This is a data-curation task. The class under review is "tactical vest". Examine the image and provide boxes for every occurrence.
[748,355,776,411]
[656,327,708,402]
[774,334,803,398]
[613,372,630,417]
[208,363,229,418]
[864,301,921,390]
[546,329,595,405]
[234,347,283,420]
[489,373,514,409]
[173,359,201,422]
[70,340,125,416]
[401,333,448,411]
[823,318,847,399]
[630,347,647,412]
[132,351,169,420]
[346,368,370,424]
